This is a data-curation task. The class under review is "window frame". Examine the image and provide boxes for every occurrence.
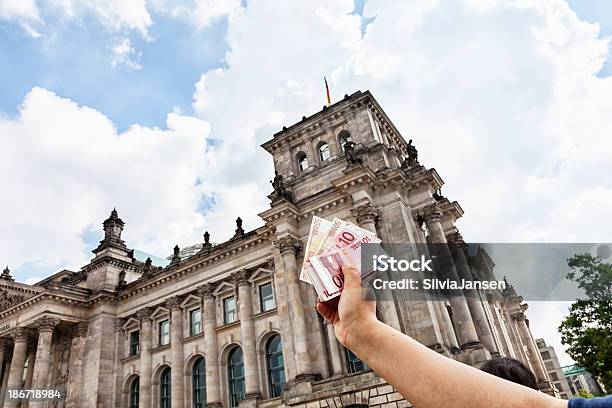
[228,347,245,407]
[318,142,331,162]
[296,152,309,172]
[266,335,285,398]
[192,357,206,408]
[345,348,368,374]
[259,282,276,313]
[129,330,140,356]
[189,308,202,336]
[159,319,170,346]
[339,131,352,151]
[223,297,237,325]
[160,367,171,408]
[129,377,139,408]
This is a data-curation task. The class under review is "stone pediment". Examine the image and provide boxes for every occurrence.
[247,267,273,283]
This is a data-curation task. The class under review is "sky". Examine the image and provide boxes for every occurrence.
[2,0,612,367]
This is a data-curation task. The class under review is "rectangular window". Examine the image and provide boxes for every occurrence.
[190,309,202,336]
[259,283,275,312]
[129,330,140,356]
[224,297,237,324]
[541,350,551,360]
[550,372,559,381]
[159,320,170,346]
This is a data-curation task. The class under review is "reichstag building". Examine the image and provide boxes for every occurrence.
[0,91,555,408]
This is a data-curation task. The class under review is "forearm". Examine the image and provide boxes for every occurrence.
[348,320,567,408]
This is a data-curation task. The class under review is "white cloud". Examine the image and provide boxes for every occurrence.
[0,87,210,273]
[0,0,40,21]
[149,0,243,29]
[0,0,152,37]
[110,37,143,70]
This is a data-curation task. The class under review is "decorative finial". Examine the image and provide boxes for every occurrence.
[203,231,211,246]
[0,266,14,281]
[142,257,153,275]
[170,245,181,265]
[233,217,245,238]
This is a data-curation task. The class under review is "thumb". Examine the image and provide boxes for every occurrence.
[342,265,361,290]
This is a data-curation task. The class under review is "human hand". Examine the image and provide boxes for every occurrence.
[316,265,378,350]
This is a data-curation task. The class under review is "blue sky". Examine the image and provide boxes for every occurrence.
[0,7,229,130]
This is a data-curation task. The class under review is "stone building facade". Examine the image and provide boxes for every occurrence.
[0,91,553,408]
[536,338,572,399]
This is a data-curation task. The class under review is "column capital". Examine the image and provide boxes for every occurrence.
[274,236,302,255]
[422,204,443,224]
[197,283,215,299]
[35,316,60,333]
[165,296,183,311]
[137,307,153,321]
[232,270,250,287]
[72,322,89,338]
[446,232,465,244]
[10,327,31,343]
[351,203,379,225]
[114,318,125,333]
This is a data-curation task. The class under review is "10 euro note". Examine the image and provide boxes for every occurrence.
[299,216,334,283]
[308,228,383,301]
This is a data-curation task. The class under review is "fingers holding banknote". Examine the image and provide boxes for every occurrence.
[316,265,377,349]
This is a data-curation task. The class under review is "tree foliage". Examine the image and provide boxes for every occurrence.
[559,254,612,392]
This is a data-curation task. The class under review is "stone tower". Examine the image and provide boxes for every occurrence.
[261,91,492,365]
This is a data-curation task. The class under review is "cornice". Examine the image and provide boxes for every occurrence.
[262,91,369,152]
[117,228,274,300]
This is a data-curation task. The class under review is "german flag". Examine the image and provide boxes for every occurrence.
[324,77,331,106]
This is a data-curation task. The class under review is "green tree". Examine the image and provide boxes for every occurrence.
[559,254,612,392]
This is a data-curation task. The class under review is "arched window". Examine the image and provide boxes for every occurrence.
[129,377,139,408]
[318,142,330,162]
[339,131,352,151]
[192,358,206,408]
[160,367,171,408]
[228,347,245,407]
[266,335,285,398]
[297,152,309,171]
[345,348,367,374]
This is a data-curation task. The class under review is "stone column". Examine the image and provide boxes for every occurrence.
[447,233,498,355]
[512,312,548,383]
[5,327,30,408]
[112,319,124,408]
[325,322,343,376]
[423,205,481,350]
[275,237,315,380]
[201,284,222,407]
[66,322,88,408]
[0,339,11,405]
[137,308,153,408]
[30,317,59,401]
[235,271,262,400]
[166,296,185,408]
[352,203,402,331]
